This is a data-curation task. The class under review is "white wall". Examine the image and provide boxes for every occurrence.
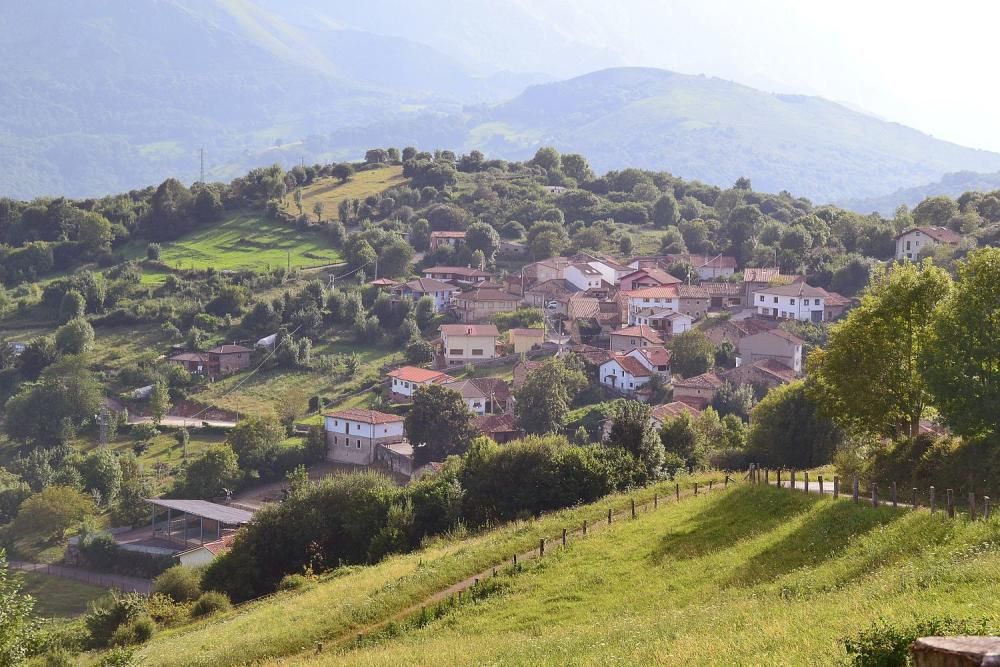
[565,266,602,290]
[753,291,825,322]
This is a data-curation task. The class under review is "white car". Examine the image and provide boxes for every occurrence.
[545,300,558,310]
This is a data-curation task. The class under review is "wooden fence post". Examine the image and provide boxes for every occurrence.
[891,482,897,508]
[969,493,977,521]
[985,496,991,520]
[654,492,658,508]
[562,528,567,546]
[765,469,769,485]
[791,470,796,490]
[777,469,781,487]
[930,486,936,513]
[947,489,954,518]
[539,539,545,557]
[709,480,714,491]
[853,477,859,503]
[725,475,730,488]
[834,476,840,498]
[513,553,517,566]
[676,483,680,501]
[804,472,810,494]
[608,508,612,525]
[694,482,699,496]
[583,520,588,536]
[912,487,918,509]
[631,499,636,519]
[818,475,824,495]
[871,483,879,508]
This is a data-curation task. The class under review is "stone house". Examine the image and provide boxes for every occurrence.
[737,329,804,373]
[325,409,405,466]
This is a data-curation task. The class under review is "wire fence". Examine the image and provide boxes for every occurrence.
[9,561,152,595]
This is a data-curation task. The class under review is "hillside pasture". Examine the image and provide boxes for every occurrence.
[281,165,407,219]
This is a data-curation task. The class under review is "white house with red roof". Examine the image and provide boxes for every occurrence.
[895,226,962,261]
[609,324,665,352]
[599,352,654,399]
[324,408,405,466]
[618,267,682,291]
[387,366,455,398]
[625,346,672,377]
[565,263,605,291]
[631,308,693,336]
[752,282,829,322]
[394,278,456,311]
[622,285,680,323]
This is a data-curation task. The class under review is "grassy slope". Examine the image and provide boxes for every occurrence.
[130,475,719,667]
[20,571,106,618]
[281,486,1000,666]
[280,165,407,218]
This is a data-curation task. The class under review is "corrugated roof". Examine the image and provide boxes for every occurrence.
[147,499,253,524]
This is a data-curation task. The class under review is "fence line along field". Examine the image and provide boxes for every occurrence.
[280,164,407,218]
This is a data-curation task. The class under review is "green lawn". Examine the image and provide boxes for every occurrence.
[20,571,107,618]
[281,165,407,218]
[293,486,1000,666]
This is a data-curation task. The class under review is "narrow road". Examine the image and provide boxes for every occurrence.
[10,561,153,594]
[128,416,237,429]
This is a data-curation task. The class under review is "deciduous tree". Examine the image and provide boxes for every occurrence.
[515,357,586,435]
[405,385,475,464]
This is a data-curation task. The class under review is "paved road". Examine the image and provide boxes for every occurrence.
[129,415,237,429]
[10,561,153,594]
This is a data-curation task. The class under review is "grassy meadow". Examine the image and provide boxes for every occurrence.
[20,571,107,618]
[280,165,407,219]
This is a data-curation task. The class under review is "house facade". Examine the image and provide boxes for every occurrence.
[753,283,828,322]
[666,253,738,280]
[737,329,804,373]
[895,226,962,261]
[618,267,682,292]
[599,353,652,399]
[325,409,405,466]
[631,308,693,336]
[721,359,796,391]
[387,366,454,398]
[625,346,672,377]
[207,345,253,376]
[453,287,522,323]
[509,328,545,354]
[609,324,664,352]
[442,377,513,415]
[422,266,492,285]
[676,284,710,319]
[565,263,605,291]
[672,372,725,409]
[440,324,500,365]
[623,285,680,323]
[395,278,455,311]
[429,230,467,250]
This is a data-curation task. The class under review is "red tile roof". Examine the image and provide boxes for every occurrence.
[650,401,702,421]
[633,346,672,367]
[170,352,208,363]
[897,226,963,244]
[474,413,521,435]
[701,282,745,297]
[402,277,455,293]
[208,344,252,354]
[611,325,665,344]
[673,372,725,390]
[755,328,806,345]
[677,284,710,298]
[439,324,500,337]
[622,285,680,299]
[325,408,403,424]
[743,267,781,282]
[387,366,454,384]
[509,328,544,337]
[604,353,652,378]
[824,291,851,307]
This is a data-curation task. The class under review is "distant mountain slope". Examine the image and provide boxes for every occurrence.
[841,170,1000,215]
[468,68,1000,203]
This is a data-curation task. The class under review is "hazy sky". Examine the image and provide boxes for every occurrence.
[526,0,998,152]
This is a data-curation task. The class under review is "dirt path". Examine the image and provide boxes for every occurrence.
[10,561,153,594]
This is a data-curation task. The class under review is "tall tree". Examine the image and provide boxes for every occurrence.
[747,381,842,468]
[0,550,36,665]
[604,400,664,477]
[515,357,586,435]
[809,260,951,437]
[405,385,475,464]
[149,380,171,426]
[669,330,716,378]
[922,248,1000,436]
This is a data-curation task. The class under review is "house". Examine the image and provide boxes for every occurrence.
[369,278,401,290]
[207,345,253,376]
[599,352,653,399]
[572,255,634,283]
[666,254,738,280]
[672,372,725,409]
[422,266,493,285]
[524,279,576,313]
[176,534,236,568]
[702,282,746,309]
[631,308,693,336]
[565,263,605,291]
[394,278,455,312]
[721,358,797,391]
[824,291,851,321]
[374,441,416,478]
[738,329,804,373]
[473,413,523,444]
[512,358,545,389]
[623,285,680,323]
[618,266,682,291]
[509,328,545,354]
[610,325,664,352]
[521,257,572,286]
[625,345,672,377]
[499,240,529,257]
[702,317,777,348]
[676,284,710,319]
[442,377,513,415]
[452,287,522,323]
[325,408,405,466]
[168,352,208,375]
[387,366,454,399]
[752,283,829,322]
[741,269,804,307]
[440,324,500,365]
[895,226,962,261]
[649,401,702,428]
[429,230,466,250]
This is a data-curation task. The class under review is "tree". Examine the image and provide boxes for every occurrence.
[465,222,500,261]
[653,193,680,228]
[405,338,435,365]
[604,400,664,477]
[531,146,561,171]
[912,195,959,228]
[80,448,123,505]
[747,381,842,468]
[669,331,716,378]
[405,385,475,464]
[659,413,702,471]
[59,289,86,323]
[410,218,432,250]
[365,148,388,164]
[809,260,951,438]
[711,381,756,421]
[149,380,170,426]
[6,355,103,446]
[55,317,95,354]
[181,444,240,498]
[0,550,36,665]
[313,201,324,223]
[515,357,587,434]
[659,226,688,254]
[332,163,354,183]
[923,248,1000,436]
[561,153,593,182]
[377,239,414,279]
[15,486,95,540]
[226,415,285,476]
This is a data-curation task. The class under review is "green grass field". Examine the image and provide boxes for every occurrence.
[20,571,106,618]
[281,165,407,218]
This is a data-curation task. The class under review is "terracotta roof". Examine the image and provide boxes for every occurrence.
[443,377,512,402]
[324,408,403,424]
[897,226,963,244]
[673,372,725,390]
[603,353,652,378]
[509,328,544,337]
[623,285,680,299]
[705,317,776,338]
[568,344,613,366]
[650,401,701,422]
[666,253,738,269]
[755,282,829,298]
[677,284,710,298]
[423,266,493,278]
[824,291,851,306]
[474,413,521,435]
[170,352,208,363]
[402,277,455,293]
[387,366,454,384]
[752,359,797,383]
[203,533,237,556]
[747,328,805,346]
[440,324,500,337]
[430,230,467,238]
[208,344,252,354]
[525,279,577,298]
[370,278,401,287]
[455,287,521,303]
[742,267,781,282]
[611,325,665,344]
[633,346,672,367]
[701,282,744,297]
[621,266,683,285]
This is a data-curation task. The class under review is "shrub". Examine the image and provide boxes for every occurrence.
[152,565,201,602]
[843,617,995,666]
[99,647,137,666]
[190,591,231,618]
[130,423,159,441]
[277,573,310,592]
[144,593,189,627]
[110,615,155,646]
[84,592,147,647]
[146,243,161,260]
[43,646,75,667]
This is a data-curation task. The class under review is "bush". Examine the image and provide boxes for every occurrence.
[99,647,137,667]
[277,573,311,592]
[843,617,994,666]
[190,591,231,618]
[152,565,201,602]
[84,592,147,647]
[130,423,159,440]
[110,615,155,646]
[144,593,189,627]
[43,646,75,667]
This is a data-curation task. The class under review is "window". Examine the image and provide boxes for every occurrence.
[803,299,809,306]
[449,348,462,356]
[773,296,778,304]
[906,240,912,250]
[357,440,362,448]
[759,295,764,302]
[334,436,338,444]
[471,349,484,356]
[789,298,795,305]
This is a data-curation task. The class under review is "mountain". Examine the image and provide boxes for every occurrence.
[841,170,1000,215]
[463,68,1000,203]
